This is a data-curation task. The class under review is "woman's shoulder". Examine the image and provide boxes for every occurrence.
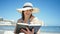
[32,17,39,21]
[31,17,44,26]
[32,17,43,22]
[17,18,23,23]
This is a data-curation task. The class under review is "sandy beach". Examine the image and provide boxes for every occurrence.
[40,32,60,34]
[0,30,60,34]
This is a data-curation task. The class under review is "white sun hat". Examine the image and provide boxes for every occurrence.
[17,2,40,13]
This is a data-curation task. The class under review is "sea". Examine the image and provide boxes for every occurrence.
[0,26,60,33]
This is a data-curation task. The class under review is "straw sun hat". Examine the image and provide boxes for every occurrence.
[17,2,39,13]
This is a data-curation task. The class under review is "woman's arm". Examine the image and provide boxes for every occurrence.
[36,29,40,34]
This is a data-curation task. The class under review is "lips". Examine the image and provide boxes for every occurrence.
[26,13,30,15]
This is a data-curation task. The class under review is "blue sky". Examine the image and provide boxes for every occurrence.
[0,0,60,26]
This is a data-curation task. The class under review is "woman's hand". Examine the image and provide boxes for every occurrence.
[20,27,34,34]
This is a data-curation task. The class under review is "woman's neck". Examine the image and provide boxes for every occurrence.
[24,16,30,21]
[23,16,30,23]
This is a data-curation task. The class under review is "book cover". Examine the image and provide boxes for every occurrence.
[15,23,41,33]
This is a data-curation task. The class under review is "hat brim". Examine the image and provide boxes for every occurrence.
[17,7,40,13]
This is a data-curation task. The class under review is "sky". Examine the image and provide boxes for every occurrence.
[0,0,60,26]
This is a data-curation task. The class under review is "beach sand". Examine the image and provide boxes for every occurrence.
[0,30,60,34]
[40,32,60,34]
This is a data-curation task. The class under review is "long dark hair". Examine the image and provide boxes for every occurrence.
[22,11,32,20]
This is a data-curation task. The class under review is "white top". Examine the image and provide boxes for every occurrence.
[30,17,44,26]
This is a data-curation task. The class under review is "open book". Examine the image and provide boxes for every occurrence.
[15,23,41,33]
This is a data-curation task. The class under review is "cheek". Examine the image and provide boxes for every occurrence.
[29,12,32,15]
[24,12,26,15]
[29,11,32,14]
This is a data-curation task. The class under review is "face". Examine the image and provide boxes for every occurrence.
[24,9,33,16]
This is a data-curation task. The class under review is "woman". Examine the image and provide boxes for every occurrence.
[14,2,43,34]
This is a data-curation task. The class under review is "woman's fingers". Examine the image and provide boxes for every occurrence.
[26,27,29,31]
[21,29,27,33]
[20,27,34,34]
[32,28,34,34]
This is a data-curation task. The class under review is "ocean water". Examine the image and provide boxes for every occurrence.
[40,26,60,32]
[0,26,60,32]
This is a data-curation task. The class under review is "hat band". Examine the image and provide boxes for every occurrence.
[23,6,32,8]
